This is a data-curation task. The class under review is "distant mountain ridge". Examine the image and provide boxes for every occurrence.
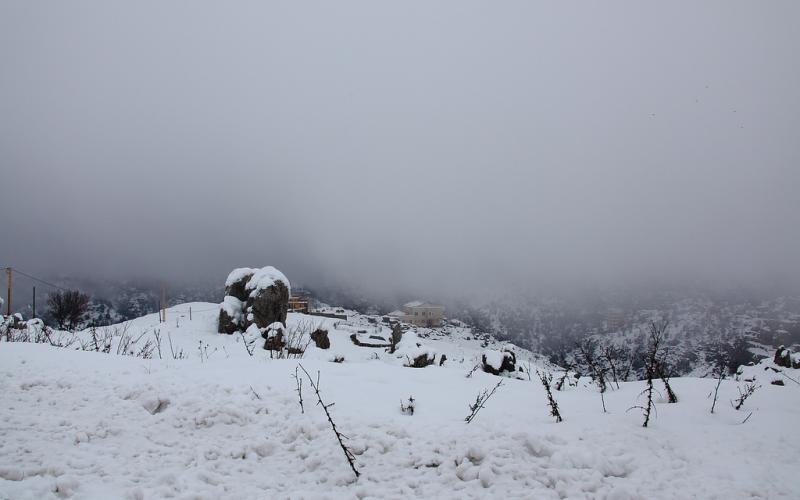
[11,276,800,377]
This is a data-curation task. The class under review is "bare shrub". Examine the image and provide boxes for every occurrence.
[265,319,317,359]
[732,382,760,410]
[168,332,187,360]
[239,329,256,356]
[400,396,415,415]
[464,379,503,424]
[292,366,304,414]
[536,369,563,422]
[197,340,216,362]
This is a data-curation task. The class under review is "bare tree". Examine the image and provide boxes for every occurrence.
[577,339,609,411]
[644,321,678,403]
[628,321,669,427]
[47,290,90,330]
[578,339,608,393]
[601,344,625,389]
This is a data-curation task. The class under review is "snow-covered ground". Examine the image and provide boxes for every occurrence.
[1,303,799,499]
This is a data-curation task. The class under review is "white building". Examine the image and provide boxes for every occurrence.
[397,301,445,327]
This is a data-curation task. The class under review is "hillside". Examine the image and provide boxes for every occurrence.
[1,304,799,499]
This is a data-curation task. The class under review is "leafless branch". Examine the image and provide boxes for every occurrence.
[298,364,360,478]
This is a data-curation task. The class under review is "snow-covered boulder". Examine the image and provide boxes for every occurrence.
[395,333,437,368]
[481,349,516,375]
[774,346,800,369]
[263,322,285,351]
[217,266,290,334]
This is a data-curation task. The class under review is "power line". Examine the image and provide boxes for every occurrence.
[8,268,71,292]
[6,266,223,315]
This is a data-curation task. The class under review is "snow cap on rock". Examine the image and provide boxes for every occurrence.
[245,266,291,297]
[225,268,258,287]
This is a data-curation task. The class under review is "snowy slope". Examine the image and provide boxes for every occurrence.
[1,304,799,499]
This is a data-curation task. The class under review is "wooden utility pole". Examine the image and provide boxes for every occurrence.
[5,267,11,316]
[160,285,166,323]
[32,286,36,319]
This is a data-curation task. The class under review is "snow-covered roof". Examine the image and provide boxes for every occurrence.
[403,301,443,309]
[387,310,406,317]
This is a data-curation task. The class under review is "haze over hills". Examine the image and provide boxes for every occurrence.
[3,1,800,497]
[5,271,798,378]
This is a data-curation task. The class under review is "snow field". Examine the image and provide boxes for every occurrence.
[0,303,798,499]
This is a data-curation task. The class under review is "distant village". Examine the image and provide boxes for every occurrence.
[289,291,445,328]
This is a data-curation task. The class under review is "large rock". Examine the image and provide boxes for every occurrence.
[218,266,290,334]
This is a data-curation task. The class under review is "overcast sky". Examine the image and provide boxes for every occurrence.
[1,1,799,298]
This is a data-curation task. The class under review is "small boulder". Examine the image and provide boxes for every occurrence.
[774,346,793,369]
[311,328,330,349]
[406,352,436,368]
[481,349,517,376]
[263,322,286,351]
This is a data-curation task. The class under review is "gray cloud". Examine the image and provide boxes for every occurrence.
[1,1,799,298]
